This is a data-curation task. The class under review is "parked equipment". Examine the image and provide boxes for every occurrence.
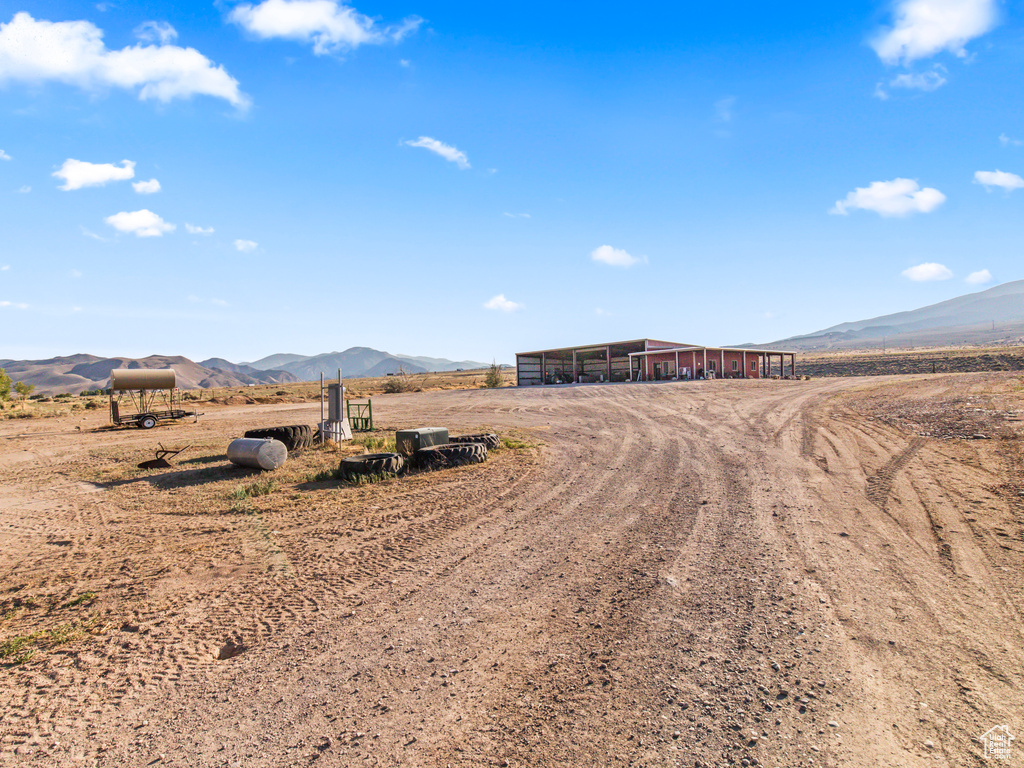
[109,368,195,429]
[137,443,191,469]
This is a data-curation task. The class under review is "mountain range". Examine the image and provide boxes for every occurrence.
[0,355,298,395]
[241,348,490,379]
[760,279,1024,351]
[2,347,491,395]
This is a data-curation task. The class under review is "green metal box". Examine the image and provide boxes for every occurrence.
[396,427,449,457]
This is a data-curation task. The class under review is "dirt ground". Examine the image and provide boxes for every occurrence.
[1,373,1023,767]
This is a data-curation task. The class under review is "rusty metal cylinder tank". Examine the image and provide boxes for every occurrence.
[110,368,176,391]
[226,438,288,471]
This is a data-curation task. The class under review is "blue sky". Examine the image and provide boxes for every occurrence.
[1,0,1022,364]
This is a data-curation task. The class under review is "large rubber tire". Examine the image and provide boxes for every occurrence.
[449,433,500,450]
[244,425,312,452]
[340,452,404,479]
[413,442,487,470]
[138,415,157,429]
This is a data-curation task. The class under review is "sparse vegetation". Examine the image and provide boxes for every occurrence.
[500,437,535,451]
[229,478,278,499]
[0,615,105,666]
[304,467,342,483]
[484,360,503,388]
[352,433,396,453]
[343,471,389,486]
[0,368,10,401]
[227,499,256,514]
[62,592,96,609]
[382,369,413,393]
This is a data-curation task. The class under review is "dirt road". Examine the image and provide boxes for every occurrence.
[2,375,1022,767]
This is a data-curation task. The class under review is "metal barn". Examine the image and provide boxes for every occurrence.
[515,339,796,385]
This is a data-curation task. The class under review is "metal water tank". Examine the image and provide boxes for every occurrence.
[110,368,176,391]
[227,438,288,470]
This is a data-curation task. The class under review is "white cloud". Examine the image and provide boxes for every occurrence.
[966,268,992,284]
[590,244,646,267]
[17,185,30,194]
[973,169,1024,192]
[132,178,161,194]
[0,149,10,161]
[871,0,998,65]
[404,136,470,170]
[81,227,108,241]
[134,21,177,45]
[890,69,947,91]
[502,212,531,219]
[0,300,29,309]
[830,178,946,217]
[69,269,82,278]
[902,262,953,281]
[0,12,249,108]
[1,265,9,270]
[999,133,1023,147]
[188,294,229,306]
[399,58,410,67]
[185,223,214,235]
[483,294,522,312]
[104,209,175,237]
[873,82,891,100]
[229,0,422,55]
[595,307,611,316]
[54,158,135,191]
[714,96,735,123]
[234,239,258,252]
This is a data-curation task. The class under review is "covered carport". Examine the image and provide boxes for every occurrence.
[516,339,684,385]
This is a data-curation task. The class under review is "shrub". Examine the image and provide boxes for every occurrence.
[484,360,503,388]
[383,370,412,393]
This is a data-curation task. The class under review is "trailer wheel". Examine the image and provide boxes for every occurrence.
[339,452,404,480]
[139,415,158,429]
[449,433,501,450]
[413,443,487,470]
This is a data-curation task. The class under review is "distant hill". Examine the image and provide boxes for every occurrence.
[759,279,1024,351]
[198,358,298,384]
[1,355,297,395]
[1,346,490,394]
[243,347,490,379]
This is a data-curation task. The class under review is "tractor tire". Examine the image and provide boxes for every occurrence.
[138,414,158,429]
[339,452,404,480]
[449,433,500,450]
[413,442,487,470]
[244,425,312,452]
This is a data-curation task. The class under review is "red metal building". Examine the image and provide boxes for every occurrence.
[515,339,796,385]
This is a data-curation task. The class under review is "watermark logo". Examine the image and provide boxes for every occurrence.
[981,725,1014,760]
